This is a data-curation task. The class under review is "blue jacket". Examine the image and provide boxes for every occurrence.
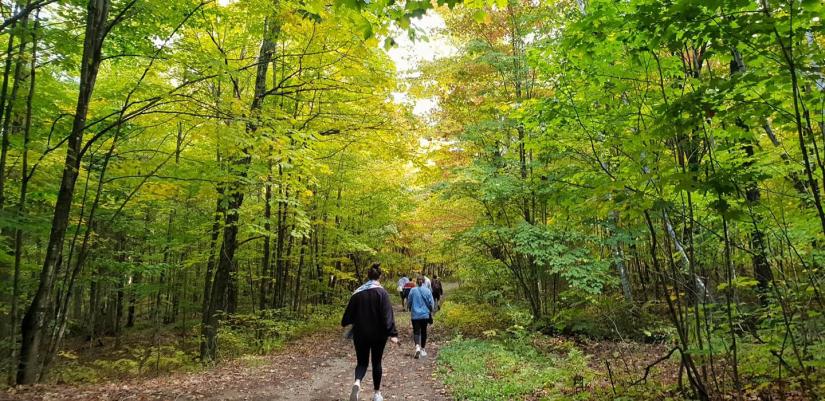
[407,285,434,320]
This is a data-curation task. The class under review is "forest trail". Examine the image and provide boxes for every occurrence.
[4,305,450,401]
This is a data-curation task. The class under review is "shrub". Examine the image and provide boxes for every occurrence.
[220,304,340,355]
[539,296,671,342]
[50,345,197,384]
[439,301,524,337]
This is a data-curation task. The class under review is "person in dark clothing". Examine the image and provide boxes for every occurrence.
[431,275,444,308]
[341,263,399,401]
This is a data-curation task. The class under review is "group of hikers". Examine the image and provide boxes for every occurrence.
[340,263,445,401]
[398,273,444,312]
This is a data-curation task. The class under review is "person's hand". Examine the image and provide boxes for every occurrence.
[390,337,400,346]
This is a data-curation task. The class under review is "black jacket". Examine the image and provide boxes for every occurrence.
[341,287,398,341]
[432,279,443,297]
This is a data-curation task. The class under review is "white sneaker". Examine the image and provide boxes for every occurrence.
[373,392,384,401]
[414,344,421,359]
[350,383,360,401]
[420,349,428,358]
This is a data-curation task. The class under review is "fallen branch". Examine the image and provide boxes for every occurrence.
[631,347,681,386]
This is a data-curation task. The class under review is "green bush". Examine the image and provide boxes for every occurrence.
[51,345,198,384]
[220,304,340,355]
[438,301,528,337]
[539,296,671,342]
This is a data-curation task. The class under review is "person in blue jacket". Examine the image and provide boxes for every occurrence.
[406,276,435,359]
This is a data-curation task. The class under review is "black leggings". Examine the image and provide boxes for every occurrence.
[353,336,387,390]
[412,319,428,348]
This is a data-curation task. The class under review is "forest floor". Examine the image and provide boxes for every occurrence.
[3,306,451,401]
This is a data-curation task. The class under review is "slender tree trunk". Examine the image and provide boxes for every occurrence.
[729,47,773,299]
[0,10,28,215]
[260,155,273,310]
[274,175,290,308]
[0,19,32,358]
[292,236,307,311]
[721,205,744,401]
[201,14,278,362]
[8,13,37,383]
[0,23,17,353]
[0,21,17,179]
[45,118,120,377]
[126,272,139,328]
[201,190,224,321]
[161,210,175,323]
[17,0,109,384]
[114,275,124,347]
[762,0,825,235]
[610,210,633,302]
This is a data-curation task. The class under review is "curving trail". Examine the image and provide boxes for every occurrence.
[4,305,451,401]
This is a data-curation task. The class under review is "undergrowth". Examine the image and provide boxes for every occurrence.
[435,283,824,400]
[436,336,591,401]
[48,303,341,384]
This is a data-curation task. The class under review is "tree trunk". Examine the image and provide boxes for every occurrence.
[292,236,307,311]
[274,174,289,308]
[729,47,773,298]
[17,0,109,384]
[201,190,224,323]
[126,272,139,328]
[260,155,273,310]
[8,13,38,383]
[610,210,633,302]
[0,12,28,216]
[201,14,278,362]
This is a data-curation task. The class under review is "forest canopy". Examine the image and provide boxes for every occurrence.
[0,0,823,399]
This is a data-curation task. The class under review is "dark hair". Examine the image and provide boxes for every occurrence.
[367,263,382,280]
[416,276,425,286]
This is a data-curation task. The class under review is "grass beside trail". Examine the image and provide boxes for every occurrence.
[433,291,592,400]
[431,296,680,401]
[436,336,591,401]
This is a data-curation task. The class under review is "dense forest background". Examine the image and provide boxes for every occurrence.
[0,0,823,399]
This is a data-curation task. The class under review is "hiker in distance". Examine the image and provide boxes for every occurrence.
[422,274,432,290]
[432,274,444,310]
[397,274,410,310]
[341,263,400,401]
[407,275,435,359]
[402,276,416,310]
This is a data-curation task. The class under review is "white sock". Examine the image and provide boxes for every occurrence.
[354,379,361,387]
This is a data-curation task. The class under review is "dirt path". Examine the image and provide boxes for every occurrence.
[4,306,451,401]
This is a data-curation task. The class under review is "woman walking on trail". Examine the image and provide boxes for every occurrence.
[407,276,435,359]
[342,263,399,401]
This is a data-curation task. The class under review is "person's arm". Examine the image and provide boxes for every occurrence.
[425,289,434,313]
[341,296,355,327]
[381,291,398,338]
